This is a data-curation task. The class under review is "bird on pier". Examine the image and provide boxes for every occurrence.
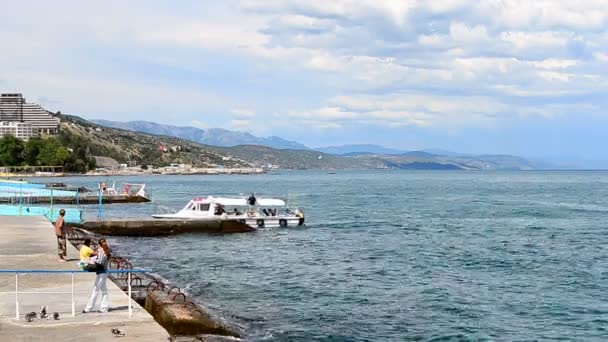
[53,312,60,320]
[111,328,125,337]
[39,306,48,319]
[25,312,37,322]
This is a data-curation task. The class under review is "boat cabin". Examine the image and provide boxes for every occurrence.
[179,196,288,218]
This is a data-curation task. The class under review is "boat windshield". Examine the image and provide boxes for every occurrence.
[186,202,210,211]
[198,203,210,211]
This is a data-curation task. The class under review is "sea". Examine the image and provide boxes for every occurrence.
[33,170,608,341]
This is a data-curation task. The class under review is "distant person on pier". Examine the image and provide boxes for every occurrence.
[248,193,257,206]
[83,239,112,313]
[54,209,67,262]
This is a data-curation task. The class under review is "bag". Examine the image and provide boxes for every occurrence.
[83,263,104,273]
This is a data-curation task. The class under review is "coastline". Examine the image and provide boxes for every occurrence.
[0,167,267,178]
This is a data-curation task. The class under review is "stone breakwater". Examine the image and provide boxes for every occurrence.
[67,226,243,340]
[77,219,255,237]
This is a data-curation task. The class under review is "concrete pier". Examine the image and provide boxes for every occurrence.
[0,216,170,341]
[0,194,150,205]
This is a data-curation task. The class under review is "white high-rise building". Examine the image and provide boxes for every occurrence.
[0,93,60,136]
[0,121,35,140]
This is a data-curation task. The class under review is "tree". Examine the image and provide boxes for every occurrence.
[0,135,25,166]
[23,137,45,166]
[37,138,69,166]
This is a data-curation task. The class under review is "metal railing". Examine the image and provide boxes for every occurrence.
[0,269,149,320]
[0,184,85,224]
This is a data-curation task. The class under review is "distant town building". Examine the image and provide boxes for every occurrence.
[0,121,35,140]
[0,93,61,137]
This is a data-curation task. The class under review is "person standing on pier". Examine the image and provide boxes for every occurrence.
[54,209,67,262]
[84,239,112,313]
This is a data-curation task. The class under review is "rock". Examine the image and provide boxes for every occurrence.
[145,291,240,337]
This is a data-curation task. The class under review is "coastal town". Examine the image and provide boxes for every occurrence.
[0,93,267,177]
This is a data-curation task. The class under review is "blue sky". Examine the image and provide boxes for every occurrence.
[1,1,607,166]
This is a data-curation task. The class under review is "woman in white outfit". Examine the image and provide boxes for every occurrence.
[83,239,111,313]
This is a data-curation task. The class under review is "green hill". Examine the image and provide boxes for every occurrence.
[58,114,251,168]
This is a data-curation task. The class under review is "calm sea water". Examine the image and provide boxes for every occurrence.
[35,171,608,341]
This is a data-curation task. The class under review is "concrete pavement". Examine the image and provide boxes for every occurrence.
[0,216,170,341]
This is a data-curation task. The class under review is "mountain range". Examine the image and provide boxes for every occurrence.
[91,119,553,170]
[94,120,309,150]
[314,144,405,155]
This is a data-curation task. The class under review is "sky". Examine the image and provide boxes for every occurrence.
[0,1,607,166]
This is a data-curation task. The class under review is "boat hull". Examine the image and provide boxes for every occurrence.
[238,217,303,228]
[151,214,304,228]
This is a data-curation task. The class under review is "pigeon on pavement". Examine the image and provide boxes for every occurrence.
[111,328,126,337]
[40,306,48,319]
[25,312,37,322]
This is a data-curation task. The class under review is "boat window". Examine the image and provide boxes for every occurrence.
[198,203,210,211]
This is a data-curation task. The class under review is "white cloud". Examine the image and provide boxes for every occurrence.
[190,120,208,129]
[286,106,358,120]
[531,59,579,69]
[307,91,600,129]
[231,108,255,117]
[449,22,489,43]
[537,71,574,83]
[230,119,252,128]
[0,0,607,134]
[500,31,574,51]
[594,52,608,63]
[144,24,266,50]
[0,68,227,119]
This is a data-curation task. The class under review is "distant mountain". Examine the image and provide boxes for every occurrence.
[399,151,437,158]
[421,149,466,157]
[93,120,310,150]
[354,153,538,171]
[382,161,464,170]
[315,144,406,155]
[89,120,550,170]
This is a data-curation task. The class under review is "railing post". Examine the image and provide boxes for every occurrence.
[98,188,103,221]
[15,273,19,320]
[128,271,132,318]
[71,273,75,317]
[50,189,54,216]
[19,183,22,215]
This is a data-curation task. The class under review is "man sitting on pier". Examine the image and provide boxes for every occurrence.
[54,209,67,262]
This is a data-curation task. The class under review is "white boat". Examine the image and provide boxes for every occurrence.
[152,196,305,228]
[100,181,148,198]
